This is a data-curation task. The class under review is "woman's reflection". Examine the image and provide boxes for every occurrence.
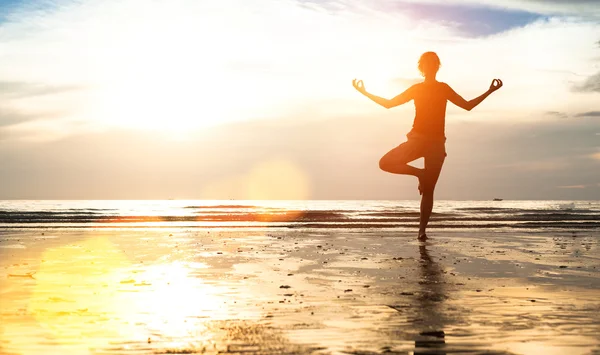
[414,241,448,354]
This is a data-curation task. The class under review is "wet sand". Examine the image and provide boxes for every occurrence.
[1,229,599,355]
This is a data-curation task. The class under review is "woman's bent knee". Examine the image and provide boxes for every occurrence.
[379,158,390,172]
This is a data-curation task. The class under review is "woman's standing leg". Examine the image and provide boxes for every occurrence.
[418,154,445,239]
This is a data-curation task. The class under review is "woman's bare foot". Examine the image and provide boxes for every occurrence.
[418,233,428,241]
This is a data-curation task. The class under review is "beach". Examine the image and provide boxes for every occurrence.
[1,201,599,354]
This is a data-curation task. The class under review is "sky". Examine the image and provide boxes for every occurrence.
[0,0,599,200]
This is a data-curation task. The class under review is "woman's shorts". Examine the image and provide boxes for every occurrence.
[387,131,447,166]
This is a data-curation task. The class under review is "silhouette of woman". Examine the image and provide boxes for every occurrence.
[353,52,502,240]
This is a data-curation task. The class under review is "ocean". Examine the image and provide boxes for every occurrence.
[1,200,598,231]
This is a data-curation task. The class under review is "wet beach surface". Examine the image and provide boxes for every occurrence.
[1,229,599,354]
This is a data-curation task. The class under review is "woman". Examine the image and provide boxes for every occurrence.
[352,52,503,240]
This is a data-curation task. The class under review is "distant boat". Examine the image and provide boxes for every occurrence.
[493,198,503,201]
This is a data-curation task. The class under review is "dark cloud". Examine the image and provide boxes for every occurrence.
[575,111,600,117]
[545,111,568,118]
[573,72,600,93]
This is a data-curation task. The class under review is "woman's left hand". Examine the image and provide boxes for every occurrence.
[488,78,503,93]
[352,79,367,94]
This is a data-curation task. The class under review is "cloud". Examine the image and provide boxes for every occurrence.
[575,111,600,118]
[386,2,546,37]
[385,0,600,18]
[545,111,568,118]
[519,0,600,14]
[557,185,586,189]
[574,72,600,92]
[494,160,569,172]
[0,80,81,133]
[0,81,81,99]
[0,107,35,127]
[295,0,593,37]
[1,114,599,199]
[0,0,598,138]
[294,0,350,13]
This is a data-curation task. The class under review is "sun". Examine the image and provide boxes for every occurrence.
[81,9,271,134]
[87,56,243,133]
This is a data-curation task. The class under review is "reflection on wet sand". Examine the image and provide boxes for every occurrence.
[0,232,325,354]
[414,242,447,354]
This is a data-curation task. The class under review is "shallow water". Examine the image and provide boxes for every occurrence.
[1,200,599,231]
[1,227,599,355]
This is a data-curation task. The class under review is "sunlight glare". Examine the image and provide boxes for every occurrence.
[27,237,231,352]
[29,237,134,351]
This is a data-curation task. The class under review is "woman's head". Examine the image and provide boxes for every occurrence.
[418,52,441,78]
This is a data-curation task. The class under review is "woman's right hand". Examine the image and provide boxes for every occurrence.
[352,79,367,94]
[489,78,503,93]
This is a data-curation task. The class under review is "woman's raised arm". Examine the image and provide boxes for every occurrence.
[352,79,416,109]
[446,79,503,111]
